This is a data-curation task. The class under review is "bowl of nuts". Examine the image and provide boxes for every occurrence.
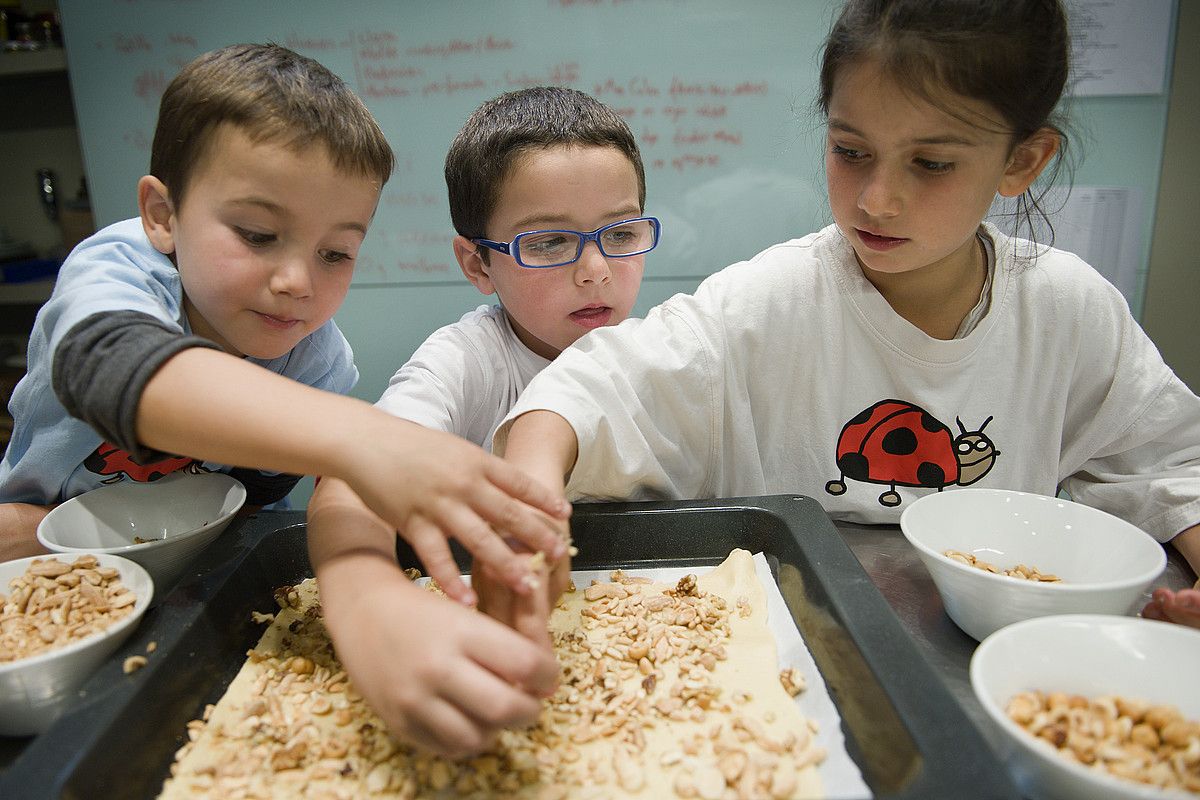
[900,488,1166,641]
[970,614,1200,799]
[37,471,246,596]
[0,553,153,736]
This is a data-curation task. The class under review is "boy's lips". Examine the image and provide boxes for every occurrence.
[255,311,302,330]
[856,228,909,252]
[569,305,613,329]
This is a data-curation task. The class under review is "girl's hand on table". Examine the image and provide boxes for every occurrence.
[1142,587,1200,630]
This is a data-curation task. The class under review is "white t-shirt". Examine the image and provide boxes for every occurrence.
[497,224,1200,544]
[377,304,549,451]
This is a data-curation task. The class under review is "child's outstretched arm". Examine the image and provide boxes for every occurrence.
[473,409,579,636]
[307,476,559,757]
[136,347,570,590]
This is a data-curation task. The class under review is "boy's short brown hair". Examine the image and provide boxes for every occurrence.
[444,86,645,239]
[150,43,394,208]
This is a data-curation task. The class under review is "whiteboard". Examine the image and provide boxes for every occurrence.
[57,0,839,287]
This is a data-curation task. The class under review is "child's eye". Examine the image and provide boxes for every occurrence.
[916,158,953,174]
[236,227,276,246]
[521,233,573,256]
[602,229,636,246]
[319,249,352,265]
[831,144,867,162]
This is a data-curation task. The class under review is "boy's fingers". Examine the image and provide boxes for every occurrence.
[427,500,533,596]
[475,565,515,627]
[405,515,475,606]
[396,698,493,759]
[469,617,560,698]
[442,658,546,729]
[511,575,554,653]
[471,480,569,562]
[482,456,571,520]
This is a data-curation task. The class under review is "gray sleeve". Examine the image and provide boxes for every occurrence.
[51,310,222,463]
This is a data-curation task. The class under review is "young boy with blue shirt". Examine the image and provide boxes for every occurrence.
[306,86,655,757]
[0,44,569,566]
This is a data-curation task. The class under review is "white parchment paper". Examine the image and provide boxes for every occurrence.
[567,554,873,799]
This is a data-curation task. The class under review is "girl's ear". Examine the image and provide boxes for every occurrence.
[137,175,177,255]
[454,235,496,295]
[999,128,1061,198]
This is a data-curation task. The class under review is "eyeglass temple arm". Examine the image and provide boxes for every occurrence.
[471,238,511,256]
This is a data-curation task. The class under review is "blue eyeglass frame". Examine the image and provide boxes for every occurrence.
[471,216,661,269]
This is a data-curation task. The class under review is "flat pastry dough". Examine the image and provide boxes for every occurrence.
[159,549,826,799]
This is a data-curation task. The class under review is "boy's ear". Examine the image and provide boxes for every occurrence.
[137,175,177,256]
[453,235,496,295]
[999,128,1060,198]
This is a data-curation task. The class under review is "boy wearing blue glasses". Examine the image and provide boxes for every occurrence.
[306,86,653,757]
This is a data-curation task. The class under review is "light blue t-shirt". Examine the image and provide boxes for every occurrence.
[0,218,358,505]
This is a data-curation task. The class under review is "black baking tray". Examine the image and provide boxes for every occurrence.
[0,495,1020,799]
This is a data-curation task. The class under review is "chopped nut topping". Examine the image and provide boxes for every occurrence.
[158,556,827,799]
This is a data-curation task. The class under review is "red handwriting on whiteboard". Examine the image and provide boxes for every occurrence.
[113,34,152,54]
[134,70,167,102]
[669,78,769,97]
[122,129,151,152]
[422,75,487,96]
[502,63,579,88]
[671,153,721,171]
[362,66,424,81]
[285,35,338,51]
[406,36,515,57]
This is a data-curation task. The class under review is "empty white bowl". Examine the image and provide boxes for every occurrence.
[971,614,1200,800]
[37,471,246,595]
[0,552,153,736]
[900,488,1166,641]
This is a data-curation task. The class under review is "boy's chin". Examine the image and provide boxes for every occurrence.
[229,337,304,362]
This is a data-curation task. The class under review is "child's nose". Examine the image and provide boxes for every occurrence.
[573,241,612,285]
[270,255,314,297]
[858,165,903,218]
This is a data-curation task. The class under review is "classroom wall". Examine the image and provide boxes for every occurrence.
[50,1,1181,506]
[1142,0,1199,392]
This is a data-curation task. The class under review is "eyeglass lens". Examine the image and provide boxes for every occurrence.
[517,218,656,267]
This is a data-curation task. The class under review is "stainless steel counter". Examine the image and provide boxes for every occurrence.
[836,521,1198,751]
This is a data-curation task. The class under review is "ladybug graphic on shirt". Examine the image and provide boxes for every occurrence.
[83,441,200,484]
[825,400,999,507]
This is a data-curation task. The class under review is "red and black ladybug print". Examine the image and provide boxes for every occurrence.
[825,400,999,507]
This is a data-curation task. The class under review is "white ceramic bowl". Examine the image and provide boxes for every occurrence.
[0,552,153,736]
[900,488,1166,641]
[971,614,1200,800]
[37,471,246,595]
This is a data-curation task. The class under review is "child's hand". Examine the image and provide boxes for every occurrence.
[475,548,572,647]
[1141,587,1200,630]
[321,568,560,759]
[344,415,571,604]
